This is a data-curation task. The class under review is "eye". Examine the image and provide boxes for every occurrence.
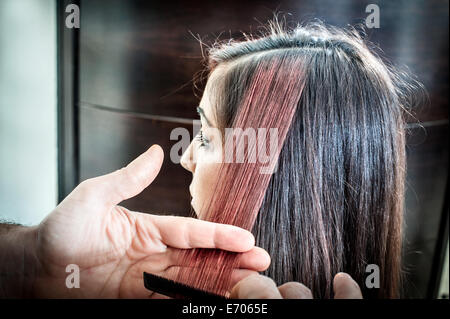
[195,130,209,148]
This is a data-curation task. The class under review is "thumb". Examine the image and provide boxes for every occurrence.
[93,144,164,205]
[333,272,363,299]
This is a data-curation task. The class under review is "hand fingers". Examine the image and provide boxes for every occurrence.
[166,246,270,272]
[86,144,164,205]
[230,274,282,299]
[126,259,259,299]
[333,272,363,299]
[229,269,259,289]
[278,282,313,299]
[157,249,266,294]
[147,214,255,252]
[120,243,269,298]
[165,267,259,297]
[237,247,270,271]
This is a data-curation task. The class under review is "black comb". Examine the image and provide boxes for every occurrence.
[143,272,226,299]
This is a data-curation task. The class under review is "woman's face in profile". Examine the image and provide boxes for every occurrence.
[180,68,224,218]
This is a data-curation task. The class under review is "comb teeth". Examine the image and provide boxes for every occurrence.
[143,272,227,299]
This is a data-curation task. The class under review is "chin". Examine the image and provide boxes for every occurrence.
[190,199,199,218]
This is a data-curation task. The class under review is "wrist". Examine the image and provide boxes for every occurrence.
[0,224,40,298]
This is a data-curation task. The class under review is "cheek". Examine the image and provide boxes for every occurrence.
[191,162,221,218]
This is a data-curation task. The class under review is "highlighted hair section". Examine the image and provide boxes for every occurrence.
[176,51,307,297]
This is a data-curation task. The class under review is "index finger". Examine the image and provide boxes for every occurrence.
[147,215,255,252]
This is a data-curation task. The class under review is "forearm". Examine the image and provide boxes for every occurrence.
[0,223,39,298]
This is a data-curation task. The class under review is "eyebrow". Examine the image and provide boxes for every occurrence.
[196,106,213,127]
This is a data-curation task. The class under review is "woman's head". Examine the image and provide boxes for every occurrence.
[180,21,413,298]
[180,66,223,217]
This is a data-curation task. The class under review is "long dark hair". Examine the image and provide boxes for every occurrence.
[200,21,414,298]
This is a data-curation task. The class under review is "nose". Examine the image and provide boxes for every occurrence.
[181,142,196,173]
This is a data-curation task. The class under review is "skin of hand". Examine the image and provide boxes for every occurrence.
[230,272,363,299]
[5,145,270,298]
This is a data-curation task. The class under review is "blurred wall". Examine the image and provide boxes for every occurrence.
[0,0,57,225]
[439,242,449,298]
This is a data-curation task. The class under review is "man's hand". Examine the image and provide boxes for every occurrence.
[1,145,270,298]
[230,273,363,299]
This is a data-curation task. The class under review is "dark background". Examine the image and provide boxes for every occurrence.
[57,0,449,298]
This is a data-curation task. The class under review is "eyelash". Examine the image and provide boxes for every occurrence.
[195,130,209,147]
